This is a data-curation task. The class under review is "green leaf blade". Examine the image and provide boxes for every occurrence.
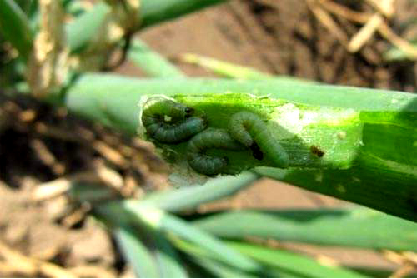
[228,241,368,278]
[134,206,262,273]
[66,2,110,54]
[94,201,261,274]
[128,39,185,78]
[141,0,228,29]
[0,0,33,59]
[66,0,228,54]
[113,225,163,278]
[65,75,417,221]
[142,171,260,212]
[193,208,417,251]
[98,211,188,277]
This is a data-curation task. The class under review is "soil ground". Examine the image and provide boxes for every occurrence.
[1,0,416,277]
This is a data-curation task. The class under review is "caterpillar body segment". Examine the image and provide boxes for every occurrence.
[187,129,246,175]
[142,99,206,143]
[229,111,289,168]
[188,153,228,176]
[147,116,207,143]
[142,99,193,122]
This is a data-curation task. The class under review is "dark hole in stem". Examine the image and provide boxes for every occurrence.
[310,145,325,157]
[184,107,194,116]
[250,143,264,160]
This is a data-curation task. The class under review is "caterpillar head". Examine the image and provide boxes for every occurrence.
[184,106,194,117]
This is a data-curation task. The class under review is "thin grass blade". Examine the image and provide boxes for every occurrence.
[148,228,189,278]
[140,0,228,29]
[67,0,228,53]
[349,266,417,278]
[128,39,185,77]
[181,53,306,82]
[95,201,261,273]
[228,241,367,278]
[68,184,188,277]
[181,53,272,79]
[93,215,188,277]
[191,257,256,278]
[142,171,259,212]
[66,2,109,53]
[171,238,258,278]
[192,208,417,251]
[103,216,188,278]
[113,225,163,277]
[127,204,261,273]
[0,0,33,59]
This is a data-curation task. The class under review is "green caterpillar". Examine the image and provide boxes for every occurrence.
[187,129,245,176]
[142,99,207,143]
[143,98,193,120]
[229,111,289,169]
[142,99,289,175]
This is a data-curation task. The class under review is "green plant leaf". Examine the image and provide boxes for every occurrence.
[172,238,259,278]
[0,0,33,60]
[66,75,416,137]
[67,0,228,54]
[116,226,188,278]
[13,0,36,16]
[140,0,228,29]
[181,53,305,82]
[173,237,366,278]
[65,74,417,222]
[113,225,167,277]
[128,39,185,77]
[95,202,261,273]
[142,171,259,212]
[131,206,261,273]
[64,0,87,17]
[190,257,256,278]
[349,266,417,278]
[66,182,188,277]
[227,241,367,278]
[66,2,109,53]
[192,208,417,251]
[66,171,259,211]
[254,162,417,222]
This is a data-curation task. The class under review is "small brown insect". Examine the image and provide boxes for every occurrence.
[310,145,325,157]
